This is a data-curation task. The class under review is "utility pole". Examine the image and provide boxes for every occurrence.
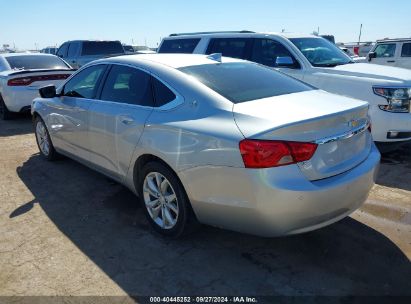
[358,24,363,45]
[317,26,320,35]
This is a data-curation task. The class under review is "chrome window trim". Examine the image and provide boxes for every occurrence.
[88,62,185,111]
[314,120,370,145]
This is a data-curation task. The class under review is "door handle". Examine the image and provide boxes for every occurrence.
[120,116,134,125]
[387,60,396,63]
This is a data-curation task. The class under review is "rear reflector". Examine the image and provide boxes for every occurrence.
[7,74,70,86]
[239,139,318,169]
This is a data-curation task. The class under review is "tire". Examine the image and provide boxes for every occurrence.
[34,116,58,161]
[0,94,13,120]
[137,161,199,238]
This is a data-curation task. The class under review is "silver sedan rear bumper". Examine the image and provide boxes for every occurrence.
[179,144,380,237]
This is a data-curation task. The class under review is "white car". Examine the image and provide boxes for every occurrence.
[368,38,411,70]
[159,32,411,148]
[0,53,73,120]
[339,46,367,63]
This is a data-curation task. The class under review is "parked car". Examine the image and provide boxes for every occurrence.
[40,47,58,55]
[368,38,411,70]
[132,45,156,54]
[158,31,411,148]
[56,40,125,69]
[32,54,380,237]
[0,53,73,120]
[123,44,135,54]
[339,42,374,58]
[339,46,367,62]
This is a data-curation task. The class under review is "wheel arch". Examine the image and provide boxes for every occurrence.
[133,154,178,187]
[132,153,199,219]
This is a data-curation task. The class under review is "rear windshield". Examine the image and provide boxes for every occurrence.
[158,39,200,54]
[5,55,69,70]
[81,41,125,56]
[179,62,314,103]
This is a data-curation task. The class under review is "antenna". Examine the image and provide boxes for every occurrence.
[207,53,222,63]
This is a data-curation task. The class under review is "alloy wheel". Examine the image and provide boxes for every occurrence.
[36,121,50,156]
[143,172,179,230]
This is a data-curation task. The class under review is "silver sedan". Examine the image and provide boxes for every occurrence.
[32,54,380,237]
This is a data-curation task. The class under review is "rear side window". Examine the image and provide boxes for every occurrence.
[374,44,396,58]
[158,39,200,53]
[206,38,250,59]
[152,77,176,107]
[251,39,300,68]
[401,43,411,57]
[63,65,106,99]
[67,42,80,57]
[100,65,154,107]
[179,62,313,104]
[57,43,69,58]
[81,41,125,56]
[5,55,69,70]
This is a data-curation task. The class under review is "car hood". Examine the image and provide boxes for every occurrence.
[316,63,411,83]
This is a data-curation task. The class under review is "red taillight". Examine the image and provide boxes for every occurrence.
[353,46,360,56]
[7,74,70,86]
[239,139,318,169]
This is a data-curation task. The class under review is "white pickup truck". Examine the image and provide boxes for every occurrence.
[159,32,411,148]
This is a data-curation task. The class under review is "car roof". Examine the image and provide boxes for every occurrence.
[62,40,121,43]
[0,52,58,58]
[164,31,319,40]
[100,53,243,69]
[376,38,411,43]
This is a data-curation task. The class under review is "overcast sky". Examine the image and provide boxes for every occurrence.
[1,0,410,50]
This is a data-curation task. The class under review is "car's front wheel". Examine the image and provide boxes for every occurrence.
[137,161,198,237]
[34,116,58,161]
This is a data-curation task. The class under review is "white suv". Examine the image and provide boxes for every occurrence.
[368,38,411,70]
[158,31,411,148]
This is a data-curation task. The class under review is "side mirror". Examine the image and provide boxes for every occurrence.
[275,56,295,68]
[368,52,377,62]
[39,85,57,98]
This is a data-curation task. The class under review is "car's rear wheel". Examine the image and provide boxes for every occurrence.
[0,95,13,120]
[34,116,58,161]
[137,161,198,237]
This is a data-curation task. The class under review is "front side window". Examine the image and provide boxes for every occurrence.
[67,42,80,57]
[290,37,353,67]
[158,39,201,54]
[374,44,396,58]
[5,55,69,70]
[251,39,300,68]
[63,65,106,99]
[179,62,313,104]
[57,43,69,58]
[206,38,250,59]
[401,43,411,57]
[100,65,154,107]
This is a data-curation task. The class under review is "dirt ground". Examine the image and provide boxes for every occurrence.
[0,116,410,300]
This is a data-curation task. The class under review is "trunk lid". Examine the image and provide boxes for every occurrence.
[233,90,372,180]
[7,69,74,88]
